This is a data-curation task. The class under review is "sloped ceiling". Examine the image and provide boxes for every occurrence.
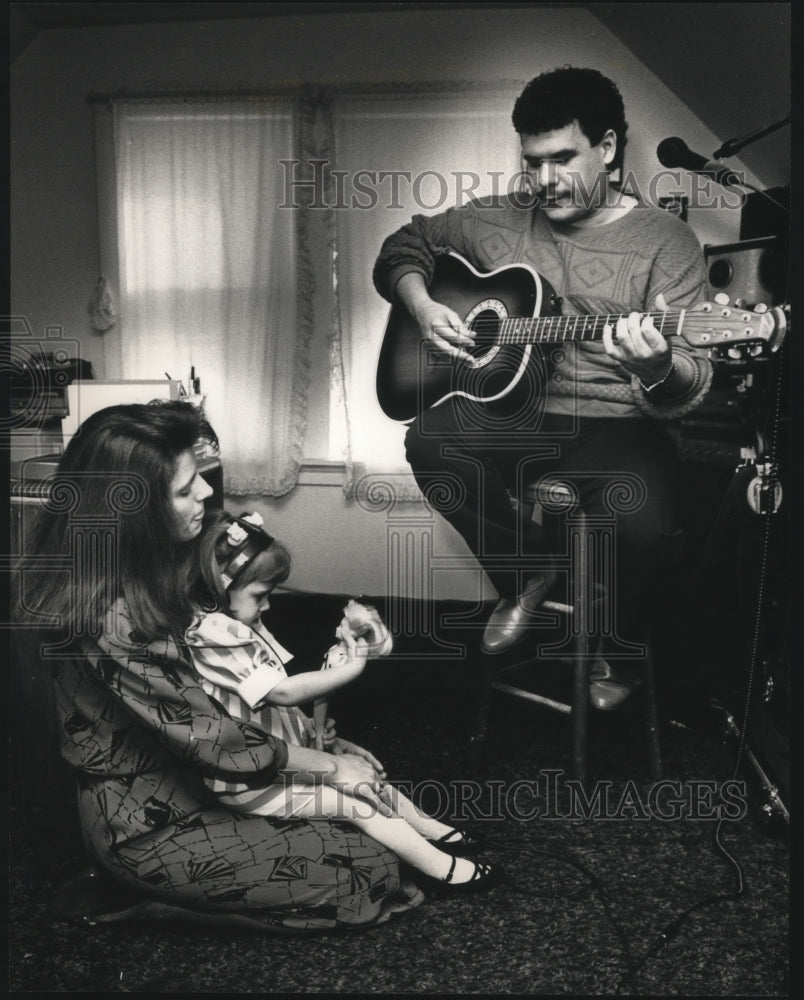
[11,2,790,184]
[592,3,790,186]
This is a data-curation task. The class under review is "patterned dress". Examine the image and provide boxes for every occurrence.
[53,598,421,931]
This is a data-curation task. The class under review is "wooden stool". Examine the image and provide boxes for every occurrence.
[471,480,662,785]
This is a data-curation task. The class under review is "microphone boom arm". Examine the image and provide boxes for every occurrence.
[713,116,790,159]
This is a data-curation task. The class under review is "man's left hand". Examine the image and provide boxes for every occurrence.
[602,293,673,385]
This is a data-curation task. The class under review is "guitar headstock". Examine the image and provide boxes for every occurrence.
[681,299,788,355]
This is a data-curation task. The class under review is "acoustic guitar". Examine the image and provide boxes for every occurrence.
[375,252,787,422]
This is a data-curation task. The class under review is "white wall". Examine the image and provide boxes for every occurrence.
[10,7,772,597]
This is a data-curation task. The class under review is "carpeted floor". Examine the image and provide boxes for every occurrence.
[10,594,790,995]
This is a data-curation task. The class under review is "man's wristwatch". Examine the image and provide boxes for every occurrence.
[638,361,676,397]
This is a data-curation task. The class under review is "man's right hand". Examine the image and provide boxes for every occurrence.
[413,299,476,363]
[395,272,475,362]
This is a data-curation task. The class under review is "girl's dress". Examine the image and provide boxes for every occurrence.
[185,611,322,816]
[54,597,422,931]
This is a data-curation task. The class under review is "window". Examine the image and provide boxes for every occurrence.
[100,97,313,496]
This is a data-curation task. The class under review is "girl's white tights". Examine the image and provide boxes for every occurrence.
[252,783,477,882]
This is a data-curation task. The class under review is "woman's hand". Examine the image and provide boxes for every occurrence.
[327,753,393,817]
[330,738,386,778]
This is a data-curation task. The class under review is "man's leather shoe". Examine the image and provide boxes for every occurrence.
[589,659,642,711]
[481,571,557,655]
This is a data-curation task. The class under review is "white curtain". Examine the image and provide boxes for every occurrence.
[327,89,523,498]
[114,100,312,496]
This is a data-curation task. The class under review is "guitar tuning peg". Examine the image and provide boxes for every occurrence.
[714,292,730,306]
[753,302,768,313]
[733,298,746,309]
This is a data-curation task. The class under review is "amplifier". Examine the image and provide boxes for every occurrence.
[704,236,787,306]
[675,359,773,463]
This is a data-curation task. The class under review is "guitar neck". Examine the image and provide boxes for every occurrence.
[501,310,685,344]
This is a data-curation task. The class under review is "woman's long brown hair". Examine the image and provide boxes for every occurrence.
[16,400,218,643]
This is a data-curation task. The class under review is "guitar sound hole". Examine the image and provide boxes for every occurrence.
[467,310,501,361]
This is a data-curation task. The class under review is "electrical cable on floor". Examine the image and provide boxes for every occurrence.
[620,820,746,988]
[476,807,746,995]
[487,832,642,994]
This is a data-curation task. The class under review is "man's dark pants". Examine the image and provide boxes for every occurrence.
[404,398,683,649]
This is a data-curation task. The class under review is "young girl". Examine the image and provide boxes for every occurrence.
[186,512,503,896]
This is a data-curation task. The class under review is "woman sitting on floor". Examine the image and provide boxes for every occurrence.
[17,400,423,932]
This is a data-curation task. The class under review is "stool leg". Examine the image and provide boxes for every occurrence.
[571,511,592,787]
[470,659,497,773]
[642,636,663,780]
[572,637,591,787]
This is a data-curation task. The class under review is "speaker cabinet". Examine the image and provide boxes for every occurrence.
[740,186,789,244]
[704,236,785,305]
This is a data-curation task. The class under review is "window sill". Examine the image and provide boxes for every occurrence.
[297,460,347,487]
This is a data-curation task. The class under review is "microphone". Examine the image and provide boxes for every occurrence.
[656,137,743,187]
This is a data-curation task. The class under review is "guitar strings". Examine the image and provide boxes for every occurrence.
[464,310,774,346]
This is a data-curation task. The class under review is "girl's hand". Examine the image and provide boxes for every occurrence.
[303,715,337,747]
[338,628,370,673]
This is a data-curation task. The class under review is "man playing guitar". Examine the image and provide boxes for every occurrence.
[373,66,715,709]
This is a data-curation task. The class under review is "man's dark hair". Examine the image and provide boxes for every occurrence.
[512,66,628,171]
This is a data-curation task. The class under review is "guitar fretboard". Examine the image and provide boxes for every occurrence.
[499,310,684,344]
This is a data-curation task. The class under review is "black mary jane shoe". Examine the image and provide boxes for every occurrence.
[427,824,486,856]
[430,856,504,898]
